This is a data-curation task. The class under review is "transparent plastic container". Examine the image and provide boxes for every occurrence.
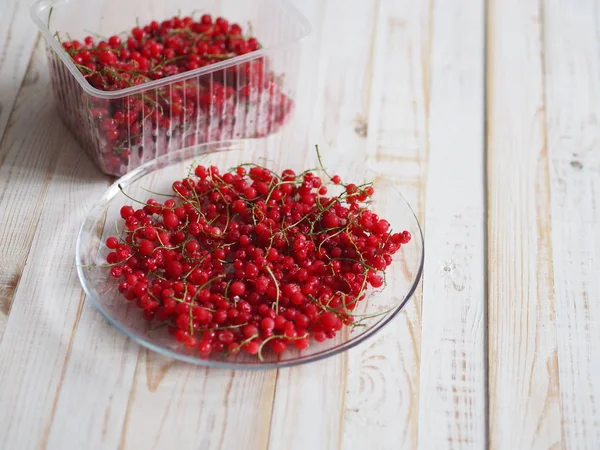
[31,0,310,176]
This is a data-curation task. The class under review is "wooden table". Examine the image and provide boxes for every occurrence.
[1,0,599,448]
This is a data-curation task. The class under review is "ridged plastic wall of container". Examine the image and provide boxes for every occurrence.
[31,0,311,176]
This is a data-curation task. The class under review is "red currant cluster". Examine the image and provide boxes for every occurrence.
[53,14,293,175]
[103,159,411,360]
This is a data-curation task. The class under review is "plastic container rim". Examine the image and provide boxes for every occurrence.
[30,0,312,99]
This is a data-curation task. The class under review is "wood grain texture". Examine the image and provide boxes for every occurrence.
[543,0,600,447]
[267,1,379,449]
[2,0,600,448]
[341,1,429,449]
[0,0,39,144]
[417,0,486,448]
[120,357,277,450]
[42,304,140,450]
[0,50,110,450]
[0,44,71,337]
[487,0,562,448]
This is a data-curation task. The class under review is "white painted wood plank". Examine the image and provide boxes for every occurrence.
[417,0,486,448]
[0,94,110,450]
[120,355,277,450]
[113,2,324,449]
[487,0,562,448]
[0,10,123,450]
[543,1,600,447]
[269,360,346,450]
[267,1,382,449]
[1,1,432,450]
[0,4,143,450]
[0,42,70,337]
[43,305,140,450]
[0,0,39,144]
[340,1,430,449]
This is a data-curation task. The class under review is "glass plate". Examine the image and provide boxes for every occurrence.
[76,139,424,369]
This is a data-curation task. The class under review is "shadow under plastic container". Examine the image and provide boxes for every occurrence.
[31,0,310,176]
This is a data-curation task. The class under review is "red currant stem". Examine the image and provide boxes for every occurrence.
[210,172,235,199]
[195,322,248,333]
[264,180,293,204]
[341,283,368,312]
[184,249,210,271]
[74,63,95,74]
[223,279,233,301]
[189,9,203,19]
[82,29,108,40]
[146,291,162,303]
[338,291,360,309]
[316,227,346,253]
[190,193,211,224]
[140,105,158,123]
[165,294,188,307]
[313,190,351,218]
[295,167,321,180]
[152,54,190,71]
[231,163,287,182]
[164,27,205,40]
[314,144,336,184]
[264,266,280,315]
[221,204,232,233]
[380,228,396,251]
[303,294,326,310]
[187,160,204,179]
[113,219,127,244]
[329,257,377,273]
[273,210,312,238]
[138,93,165,113]
[147,322,169,334]
[350,305,400,322]
[117,184,175,211]
[256,335,278,361]
[202,52,237,60]
[257,332,309,362]
[151,241,187,253]
[101,65,145,79]
[225,333,259,356]
[317,303,352,322]
[155,273,168,282]
[139,186,177,198]
[313,300,379,330]
[183,287,196,334]
[48,6,54,29]
[169,216,194,237]
[194,273,226,294]
[78,261,123,269]
[248,204,259,226]
[207,181,233,233]
[113,133,144,153]
[339,299,399,323]
[54,31,63,47]
[98,46,122,55]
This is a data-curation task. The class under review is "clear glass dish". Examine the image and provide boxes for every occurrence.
[76,140,424,369]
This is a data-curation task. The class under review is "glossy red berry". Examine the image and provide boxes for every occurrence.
[103,154,409,359]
